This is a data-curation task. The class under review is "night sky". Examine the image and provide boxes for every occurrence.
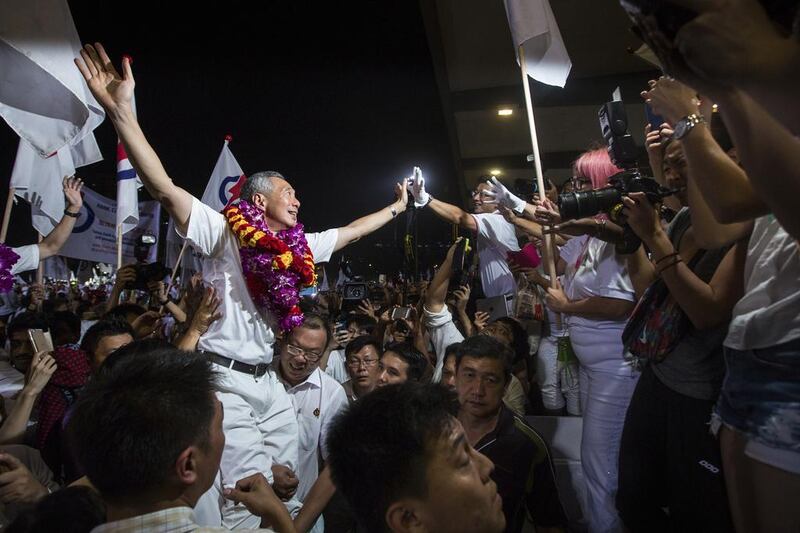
[0,1,460,275]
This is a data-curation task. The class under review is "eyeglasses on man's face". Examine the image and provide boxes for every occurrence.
[347,357,379,369]
[284,343,323,362]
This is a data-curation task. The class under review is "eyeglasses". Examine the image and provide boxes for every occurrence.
[571,176,591,190]
[284,343,323,362]
[347,357,379,369]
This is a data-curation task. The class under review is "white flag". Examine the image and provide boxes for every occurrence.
[504,0,572,88]
[0,0,105,156]
[200,138,246,212]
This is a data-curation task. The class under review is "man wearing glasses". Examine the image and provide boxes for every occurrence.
[409,173,520,298]
[274,312,349,532]
[342,336,382,403]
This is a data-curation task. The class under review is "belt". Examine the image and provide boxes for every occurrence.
[207,352,270,378]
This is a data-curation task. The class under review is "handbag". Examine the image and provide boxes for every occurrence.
[622,251,705,363]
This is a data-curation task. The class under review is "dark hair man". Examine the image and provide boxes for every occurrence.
[342,336,382,403]
[68,344,293,531]
[455,335,566,533]
[274,313,348,532]
[441,342,461,391]
[327,382,506,533]
[7,312,49,374]
[79,318,134,370]
[376,342,429,387]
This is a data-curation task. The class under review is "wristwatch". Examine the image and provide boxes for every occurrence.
[672,113,706,140]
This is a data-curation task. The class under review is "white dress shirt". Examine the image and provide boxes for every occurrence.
[181,198,338,365]
[279,367,348,501]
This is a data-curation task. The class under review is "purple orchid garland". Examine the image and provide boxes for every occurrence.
[235,200,313,332]
[0,244,19,293]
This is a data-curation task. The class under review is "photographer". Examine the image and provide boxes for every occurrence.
[534,148,639,533]
[615,122,745,531]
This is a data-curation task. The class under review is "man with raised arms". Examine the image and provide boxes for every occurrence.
[75,42,408,529]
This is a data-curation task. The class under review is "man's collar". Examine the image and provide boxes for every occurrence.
[281,367,322,391]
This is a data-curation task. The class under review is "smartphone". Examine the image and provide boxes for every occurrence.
[476,295,513,323]
[391,306,413,321]
[645,103,665,131]
[27,329,54,353]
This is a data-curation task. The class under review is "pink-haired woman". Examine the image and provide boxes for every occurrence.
[540,148,639,533]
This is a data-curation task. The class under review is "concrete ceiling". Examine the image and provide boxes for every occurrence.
[420,0,660,196]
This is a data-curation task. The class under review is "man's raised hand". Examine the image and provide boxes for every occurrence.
[75,43,135,116]
[407,166,430,208]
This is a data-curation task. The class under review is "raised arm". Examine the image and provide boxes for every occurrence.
[37,177,83,260]
[424,240,460,314]
[333,182,407,252]
[408,170,477,231]
[714,90,800,241]
[75,43,194,232]
[644,78,768,224]
[623,192,747,330]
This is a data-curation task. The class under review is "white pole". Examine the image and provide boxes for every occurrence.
[116,225,123,270]
[0,188,14,243]
[518,45,561,327]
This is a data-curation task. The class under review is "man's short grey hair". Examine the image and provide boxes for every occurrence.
[240,171,286,203]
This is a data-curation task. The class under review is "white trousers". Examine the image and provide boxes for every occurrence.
[195,367,299,529]
[578,366,639,533]
[536,334,581,414]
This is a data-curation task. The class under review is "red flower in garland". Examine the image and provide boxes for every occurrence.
[225,202,317,332]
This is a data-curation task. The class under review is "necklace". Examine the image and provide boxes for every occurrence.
[224,201,316,332]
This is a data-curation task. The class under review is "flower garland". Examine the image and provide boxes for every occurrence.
[224,201,316,332]
[0,244,19,293]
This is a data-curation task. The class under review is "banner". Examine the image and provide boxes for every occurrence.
[57,187,160,265]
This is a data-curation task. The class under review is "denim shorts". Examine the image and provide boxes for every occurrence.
[714,337,800,455]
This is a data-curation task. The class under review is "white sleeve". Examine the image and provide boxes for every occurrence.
[423,305,465,383]
[10,245,40,275]
[178,197,228,258]
[592,242,636,302]
[306,229,339,263]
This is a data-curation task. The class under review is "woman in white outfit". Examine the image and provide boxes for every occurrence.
[540,148,639,533]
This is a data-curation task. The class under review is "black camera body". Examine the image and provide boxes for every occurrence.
[126,262,171,291]
[557,99,677,254]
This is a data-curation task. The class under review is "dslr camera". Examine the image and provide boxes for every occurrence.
[557,99,678,254]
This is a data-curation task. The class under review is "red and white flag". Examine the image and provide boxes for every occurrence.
[116,94,142,236]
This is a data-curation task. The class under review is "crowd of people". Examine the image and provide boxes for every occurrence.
[0,2,797,532]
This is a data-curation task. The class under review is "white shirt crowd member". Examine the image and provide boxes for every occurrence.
[182,197,338,529]
[279,367,348,501]
[471,212,520,298]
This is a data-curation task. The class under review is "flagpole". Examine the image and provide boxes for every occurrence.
[36,233,44,284]
[160,240,189,314]
[518,45,561,327]
[116,225,123,269]
[0,188,15,244]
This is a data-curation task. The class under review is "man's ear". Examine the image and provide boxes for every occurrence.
[252,192,268,211]
[386,500,427,533]
[175,446,200,487]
